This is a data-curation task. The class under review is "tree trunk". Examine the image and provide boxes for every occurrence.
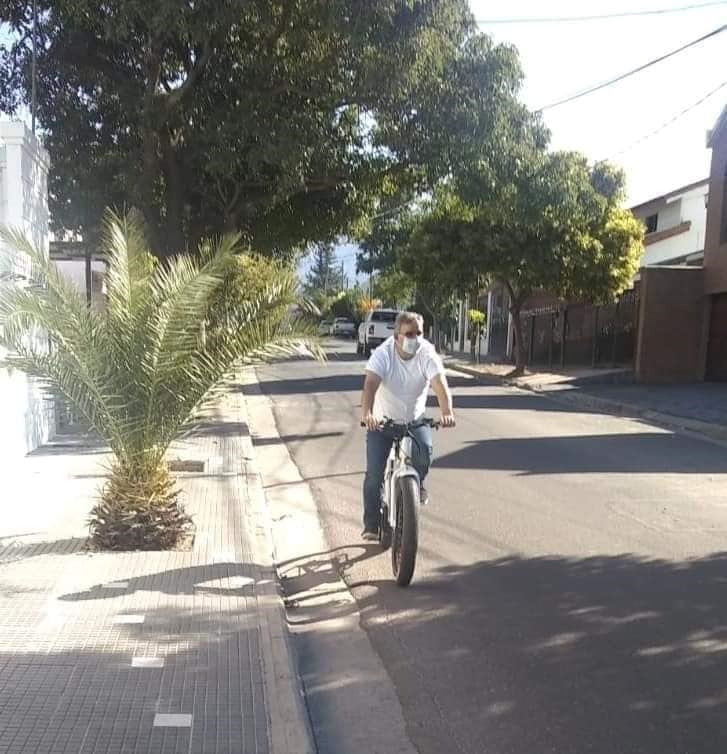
[161,130,185,254]
[432,316,441,352]
[510,302,526,375]
[140,126,163,253]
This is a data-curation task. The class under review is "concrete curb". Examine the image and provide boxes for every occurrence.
[235,383,317,754]
[445,361,727,446]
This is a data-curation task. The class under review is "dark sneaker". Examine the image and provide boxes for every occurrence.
[361,528,378,542]
[420,485,429,505]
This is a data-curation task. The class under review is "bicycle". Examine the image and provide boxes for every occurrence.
[362,417,440,587]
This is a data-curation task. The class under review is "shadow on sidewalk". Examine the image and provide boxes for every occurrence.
[30,434,107,456]
[184,420,249,438]
[0,537,87,564]
[57,562,264,602]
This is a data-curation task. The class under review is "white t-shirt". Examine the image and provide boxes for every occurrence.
[366,336,445,422]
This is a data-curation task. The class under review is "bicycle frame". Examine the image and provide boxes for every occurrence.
[383,433,420,531]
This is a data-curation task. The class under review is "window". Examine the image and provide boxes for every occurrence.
[644,213,658,234]
[371,310,397,322]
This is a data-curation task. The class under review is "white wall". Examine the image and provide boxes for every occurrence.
[635,183,708,267]
[0,122,54,464]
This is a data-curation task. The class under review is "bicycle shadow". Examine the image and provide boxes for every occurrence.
[278,544,381,626]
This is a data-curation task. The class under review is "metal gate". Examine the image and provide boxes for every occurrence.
[521,290,639,368]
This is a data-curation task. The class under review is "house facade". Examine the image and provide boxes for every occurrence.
[0,122,54,461]
[630,178,708,268]
[634,104,727,383]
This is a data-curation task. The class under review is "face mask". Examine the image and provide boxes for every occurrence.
[401,335,421,355]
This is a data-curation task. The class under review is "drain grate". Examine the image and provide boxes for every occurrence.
[168,459,205,473]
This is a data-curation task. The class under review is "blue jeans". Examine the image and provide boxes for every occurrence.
[363,425,433,531]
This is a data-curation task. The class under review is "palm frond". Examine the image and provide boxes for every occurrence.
[2,213,322,469]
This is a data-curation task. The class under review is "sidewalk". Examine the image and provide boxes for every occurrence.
[445,357,727,444]
[0,385,313,753]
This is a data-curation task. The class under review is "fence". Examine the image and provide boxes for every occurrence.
[521,290,639,369]
[487,313,510,358]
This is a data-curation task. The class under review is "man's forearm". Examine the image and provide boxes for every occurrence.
[432,377,453,415]
[361,374,380,417]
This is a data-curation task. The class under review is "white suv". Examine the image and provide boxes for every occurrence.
[357,309,399,357]
[331,317,356,338]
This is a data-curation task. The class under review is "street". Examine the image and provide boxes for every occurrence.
[256,341,727,754]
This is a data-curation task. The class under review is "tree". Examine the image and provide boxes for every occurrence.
[355,295,382,322]
[327,288,366,323]
[305,243,345,296]
[398,195,478,350]
[0,211,316,550]
[0,0,530,256]
[372,267,416,309]
[465,152,644,373]
[468,308,486,360]
[207,253,290,332]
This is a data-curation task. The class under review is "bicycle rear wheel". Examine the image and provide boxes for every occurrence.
[391,477,419,586]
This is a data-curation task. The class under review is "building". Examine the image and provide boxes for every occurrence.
[703,105,727,380]
[635,104,727,383]
[481,173,713,370]
[630,178,709,268]
[0,121,54,461]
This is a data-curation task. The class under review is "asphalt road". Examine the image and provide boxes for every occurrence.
[256,341,727,754]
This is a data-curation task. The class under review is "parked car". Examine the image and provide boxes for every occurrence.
[332,317,356,338]
[357,308,399,356]
[318,319,333,336]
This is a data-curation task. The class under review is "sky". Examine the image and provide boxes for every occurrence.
[471,0,726,205]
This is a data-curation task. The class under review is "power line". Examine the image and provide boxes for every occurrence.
[606,79,727,158]
[536,24,727,111]
[476,1,727,24]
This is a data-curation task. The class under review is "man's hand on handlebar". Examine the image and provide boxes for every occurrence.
[360,414,455,431]
[440,411,456,428]
[361,412,381,432]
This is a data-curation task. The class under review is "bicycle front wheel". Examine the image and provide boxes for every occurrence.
[392,477,419,586]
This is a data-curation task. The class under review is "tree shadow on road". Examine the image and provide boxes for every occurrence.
[434,432,727,475]
[350,550,727,754]
[251,373,363,396]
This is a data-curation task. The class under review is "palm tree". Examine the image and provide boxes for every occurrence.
[0,211,315,550]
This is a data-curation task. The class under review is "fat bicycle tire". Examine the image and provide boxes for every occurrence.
[379,504,392,550]
[392,477,419,586]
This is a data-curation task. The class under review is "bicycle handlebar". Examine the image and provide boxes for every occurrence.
[360,417,442,431]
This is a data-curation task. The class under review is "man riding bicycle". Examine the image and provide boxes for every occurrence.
[360,311,455,541]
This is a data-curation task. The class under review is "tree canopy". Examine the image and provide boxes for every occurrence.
[370,150,643,362]
[0,0,533,256]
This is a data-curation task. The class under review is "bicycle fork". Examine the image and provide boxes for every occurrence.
[383,436,420,530]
